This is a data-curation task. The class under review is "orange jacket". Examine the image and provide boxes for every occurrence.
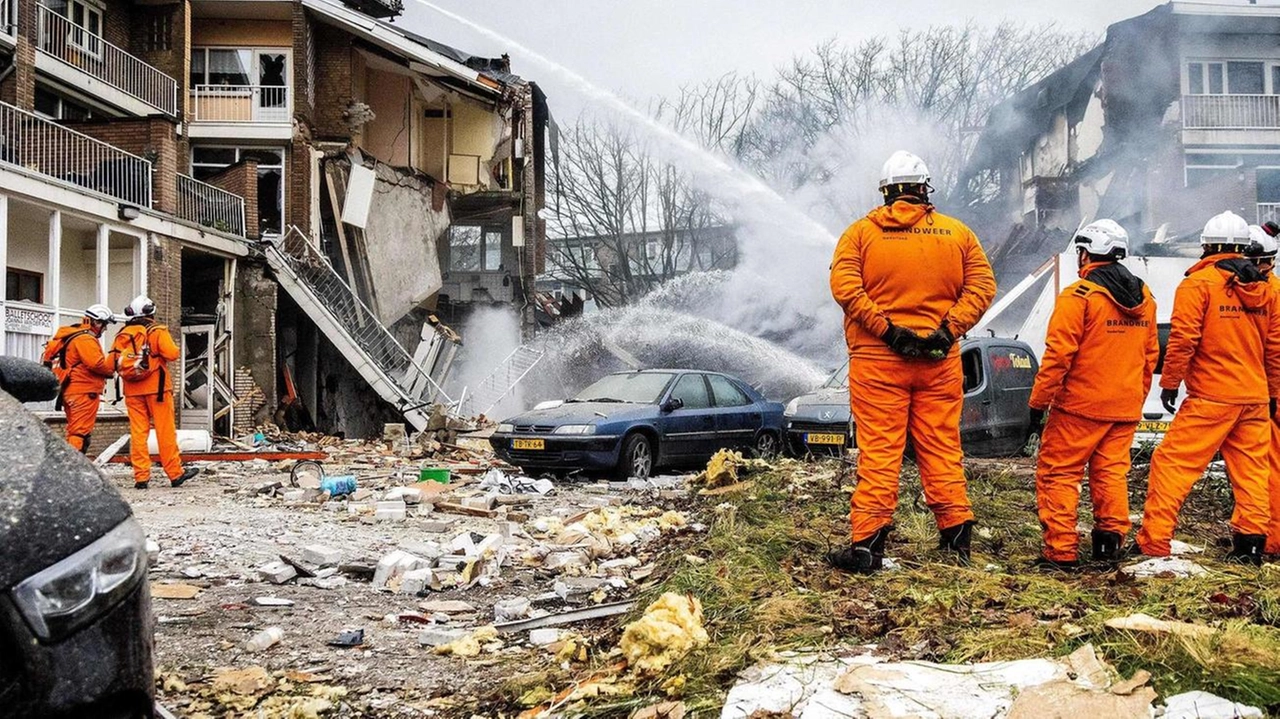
[41,322,114,396]
[1029,262,1159,421]
[110,320,180,397]
[830,201,996,359]
[1160,254,1280,404]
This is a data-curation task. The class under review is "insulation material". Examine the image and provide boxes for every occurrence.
[620,593,709,674]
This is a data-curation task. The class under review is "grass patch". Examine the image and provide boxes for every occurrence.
[504,457,1280,716]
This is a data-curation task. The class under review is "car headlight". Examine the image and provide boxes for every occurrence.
[784,399,799,417]
[553,424,596,435]
[12,518,147,642]
[496,423,515,433]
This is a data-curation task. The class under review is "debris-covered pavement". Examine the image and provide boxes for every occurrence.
[114,431,1280,717]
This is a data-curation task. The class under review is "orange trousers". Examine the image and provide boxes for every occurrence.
[62,393,101,454]
[1136,397,1270,556]
[125,393,184,483]
[1035,411,1135,562]
[848,353,972,541]
[1267,417,1280,554]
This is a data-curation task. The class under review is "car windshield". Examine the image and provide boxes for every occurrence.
[570,372,675,404]
[822,363,850,389]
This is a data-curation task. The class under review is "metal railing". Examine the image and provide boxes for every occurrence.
[462,344,544,417]
[36,5,177,115]
[1183,94,1280,130]
[177,174,246,236]
[0,101,151,206]
[264,227,451,409]
[1258,203,1280,226]
[191,84,291,124]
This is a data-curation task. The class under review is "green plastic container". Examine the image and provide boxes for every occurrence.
[418,467,450,484]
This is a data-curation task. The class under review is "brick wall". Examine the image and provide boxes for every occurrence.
[233,260,278,431]
[292,4,314,124]
[130,2,187,119]
[145,234,183,401]
[66,117,179,213]
[287,143,311,235]
[312,23,353,140]
[206,158,260,238]
[3,0,37,110]
[102,0,132,53]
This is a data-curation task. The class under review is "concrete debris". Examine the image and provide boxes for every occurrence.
[145,538,160,566]
[252,596,295,607]
[1161,691,1263,719]
[418,627,467,647]
[419,600,477,614]
[399,568,435,595]
[257,560,298,585]
[301,545,341,567]
[374,500,407,521]
[493,596,532,622]
[1121,556,1208,578]
[555,576,606,604]
[620,593,710,674]
[528,627,561,646]
[478,468,555,495]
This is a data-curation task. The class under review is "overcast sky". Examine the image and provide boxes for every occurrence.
[396,0,1170,118]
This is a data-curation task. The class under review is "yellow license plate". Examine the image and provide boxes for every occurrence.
[805,433,845,445]
[512,438,545,450]
[1136,421,1171,433]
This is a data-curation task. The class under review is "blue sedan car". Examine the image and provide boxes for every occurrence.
[489,369,785,479]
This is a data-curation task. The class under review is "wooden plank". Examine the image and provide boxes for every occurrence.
[433,501,498,518]
[323,165,360,297]
[108,451,328,464]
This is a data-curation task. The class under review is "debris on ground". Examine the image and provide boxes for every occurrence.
[1103,613,1217,639]
[1121,556,1208,578]
[689,449,768,489]
[619,592,709,674]
[1161,690,1264,719]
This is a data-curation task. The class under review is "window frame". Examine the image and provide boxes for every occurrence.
[1185,58,1280,95]
[707,373,752,408]
[448,224,505,273]
[669,372,713,410]
[66,0,103,59]
[6,267,44,303]
[190,145,286,235]
[190,46,291,92]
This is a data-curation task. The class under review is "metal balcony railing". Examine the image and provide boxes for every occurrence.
[177,174,246,236]
[1258,203,1280,225]
[1183,94,1280,130]
[36,5,177,115]
[0,101,151,206]
[191,85,291,124]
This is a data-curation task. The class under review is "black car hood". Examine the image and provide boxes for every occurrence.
[0,392,132,589]
[509,401,656,425]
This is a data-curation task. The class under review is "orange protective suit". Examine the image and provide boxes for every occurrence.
[1266,411,1280,555]
[41,322,115,453]
[111,319,185,483]
[1029,262,1158,561]
[831,200,996,541]
[1136,254,1280,555]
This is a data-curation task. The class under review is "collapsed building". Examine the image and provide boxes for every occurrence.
[961,0,1280,298]
[0,0,549,439]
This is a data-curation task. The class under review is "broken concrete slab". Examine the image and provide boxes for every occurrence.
[371,550,428,589]
[418,627,467,647]
[399,568,434,596]
[529,627,561,646]
[375,500,407,521]
[257,561,298,585]
[493,596,531,622]
[554,577,606,603]
[301,545,341,567]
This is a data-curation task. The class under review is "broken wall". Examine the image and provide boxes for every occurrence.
[233,260,278,432]
[358,160,449,325]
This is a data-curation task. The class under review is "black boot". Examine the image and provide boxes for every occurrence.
[828,526,891,575]
[170,467,199,488]
[1225,534,1266,566]
[1090,529,1125,563]
[1032,555,1080,572]
[938,520,975,564]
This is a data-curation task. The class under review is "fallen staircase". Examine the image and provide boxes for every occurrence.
[262,227,453,431]
[462,344,544,419]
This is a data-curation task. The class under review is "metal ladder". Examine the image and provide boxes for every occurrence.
[260,227,453,430]
[464,344,545,418]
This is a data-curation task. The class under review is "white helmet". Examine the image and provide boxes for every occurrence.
[1073,219,1129,259]
[879,151,931,189]
[125,294,156,318]
[1246,225,1278,259]
[83,303,115,324]
[1200,210,1251,246]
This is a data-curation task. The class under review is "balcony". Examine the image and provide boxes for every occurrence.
[189,85,291,140]
[1259,203,1280,225]
[0,101,151,206]
[1183,94,1280,129]
[35,4,177,116]
[177,174,246,236]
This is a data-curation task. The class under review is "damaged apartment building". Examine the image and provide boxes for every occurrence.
[961,0,1280,287]
[0,0,548,440]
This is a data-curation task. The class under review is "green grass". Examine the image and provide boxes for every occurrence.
[498,457,1280,716]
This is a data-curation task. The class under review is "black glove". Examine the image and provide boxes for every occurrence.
[1271,398,1277,418]
[880,322,922,358]
[1160,388,1179,414]
[1029,407,1046,428]
[922,322,956,360]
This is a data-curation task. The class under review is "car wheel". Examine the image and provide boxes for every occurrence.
[617,433,654,480]
[754,431,779,459]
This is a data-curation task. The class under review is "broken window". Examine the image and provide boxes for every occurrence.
[191,146,285,235]
[449,226,482,271]
[483,230,503,271]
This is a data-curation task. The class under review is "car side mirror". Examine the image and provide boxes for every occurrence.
[661,397,684,413]
[0,357,59,402]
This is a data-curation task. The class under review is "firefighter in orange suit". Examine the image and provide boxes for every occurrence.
[1028,220,1159,570]
[1245,223,1280,556]
[41,304,118,453]
[1134,211,1280,565]
[827,150,997,574]
[110,295,199,490]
